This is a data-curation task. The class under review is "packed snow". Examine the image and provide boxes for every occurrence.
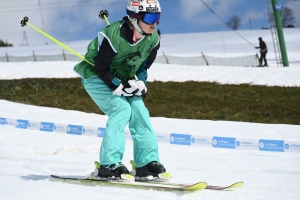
[0,29,300,200]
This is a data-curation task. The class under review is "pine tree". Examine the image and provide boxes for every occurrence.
[0,39,13,47]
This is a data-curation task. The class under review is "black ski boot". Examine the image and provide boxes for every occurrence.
[136,161,166,178]
[97,162,130,178]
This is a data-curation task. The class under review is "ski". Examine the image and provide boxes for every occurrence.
[140,180,244,190]
[206,181,244,190]
[129,160,244,190]
[50,174,243,191]
[50,175,207,191]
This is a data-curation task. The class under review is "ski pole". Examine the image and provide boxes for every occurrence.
[99,10,110,26]
[19,16,94,66]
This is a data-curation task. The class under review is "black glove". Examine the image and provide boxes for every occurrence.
[255,47,259,49]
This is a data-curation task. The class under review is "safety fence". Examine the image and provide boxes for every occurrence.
[0,50,260,67]
[1,117,299,153]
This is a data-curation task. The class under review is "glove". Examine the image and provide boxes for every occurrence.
[255,47,259,49]
[135,80,147,97]
[113,80,139,96]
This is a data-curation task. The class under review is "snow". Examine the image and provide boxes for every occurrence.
[0,29,300,200]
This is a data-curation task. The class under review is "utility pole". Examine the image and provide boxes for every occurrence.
[271,0,289,66]
[23,31,28,46]
[38,0,48,45]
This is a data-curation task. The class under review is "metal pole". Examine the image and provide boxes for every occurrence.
[220,31,226,53]
[38,0,48,45]
[271,0,289,66]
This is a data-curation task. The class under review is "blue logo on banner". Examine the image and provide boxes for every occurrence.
[67,125,83,135]
[212,137,236,149]
[284,144,289,150]
[40,122,54,132]
[259,139,284,152]
[0,118,7,125]
[157,134,168,141]
[170,133,191,146]
[97,127,106,137]
[16,119,29,129]
[191,137,211,146]
[285,143,300,151]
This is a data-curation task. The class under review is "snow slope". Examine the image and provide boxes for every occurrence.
[0,29,300,200]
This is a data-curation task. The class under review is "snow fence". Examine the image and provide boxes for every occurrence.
[0,51,260,67]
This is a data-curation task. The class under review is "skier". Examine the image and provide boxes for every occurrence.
[255,37,268,67]
[74,0,166,179]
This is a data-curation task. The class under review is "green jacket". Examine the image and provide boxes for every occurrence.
[74,19,159,90]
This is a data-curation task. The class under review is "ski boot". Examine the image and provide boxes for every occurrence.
[91,161,134,182]
[130,160,171,182]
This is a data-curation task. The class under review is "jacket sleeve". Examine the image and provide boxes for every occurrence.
[94,37,120,90]
[136,42,160,84]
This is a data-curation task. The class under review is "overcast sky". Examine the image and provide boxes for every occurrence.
[0,0,299,46]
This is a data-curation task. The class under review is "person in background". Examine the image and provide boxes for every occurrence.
[74,0,167,180]
[255,37,268,67]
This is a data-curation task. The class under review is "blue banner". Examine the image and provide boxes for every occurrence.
[0,118,6,125]
[1,116,299,154]
[67,125,83,135]
[170,133,191,146]
[259,139,284,152]
[97,127,106,137]
[40,122,54,132]
[16,119,29,129]
[212,136,236,149]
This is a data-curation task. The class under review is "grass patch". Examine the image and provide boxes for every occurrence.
[0,78,299,125]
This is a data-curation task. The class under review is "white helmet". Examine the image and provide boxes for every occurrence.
[126,0,161,34]
[127,0,161,14]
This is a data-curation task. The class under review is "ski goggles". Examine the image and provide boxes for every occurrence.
[140,12,160,25]
[127,10,160,25]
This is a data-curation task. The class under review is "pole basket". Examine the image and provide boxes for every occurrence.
[99,10,109,19]
[20,16,29,27]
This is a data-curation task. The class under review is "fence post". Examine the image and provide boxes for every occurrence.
[32,51,36,61]
[162,51,169,64]
[62,49,66,61]
[201,52,209,66]
[255,52,260,66]
[5,52,9,62]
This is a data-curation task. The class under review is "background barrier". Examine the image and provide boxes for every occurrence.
[0,51,260,67]
[1,117,299,153]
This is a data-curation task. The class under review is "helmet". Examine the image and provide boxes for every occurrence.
[126,0,161,25]
[258,37,262,41]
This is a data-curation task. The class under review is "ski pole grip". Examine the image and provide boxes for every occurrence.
[20,16,29,27]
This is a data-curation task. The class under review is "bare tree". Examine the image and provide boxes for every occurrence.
[281,6,295,27]
[268,6,295,28]
[227,15,242,30]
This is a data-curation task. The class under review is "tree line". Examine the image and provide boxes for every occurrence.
[227,6,296,30]
[0,39,13,47]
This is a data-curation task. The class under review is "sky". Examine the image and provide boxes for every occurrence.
[0,0,299,46]
[0,29,300,200]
